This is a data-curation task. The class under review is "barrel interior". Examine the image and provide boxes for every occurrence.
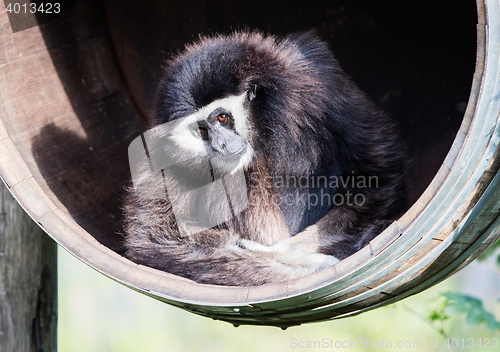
[26,0,477,257]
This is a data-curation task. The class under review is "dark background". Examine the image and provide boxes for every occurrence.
[104,0,478,205]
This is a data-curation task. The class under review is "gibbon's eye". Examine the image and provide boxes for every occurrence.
[217,114,229,125]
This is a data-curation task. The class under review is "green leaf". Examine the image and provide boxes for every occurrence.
[439,291,500,331]
[427,311,441,322]
[427,309,449,322]
[483,311,500,332]
[442,291,467,302]
[438,291,500,332]
[466,307,485,325]
[445,303,468,314]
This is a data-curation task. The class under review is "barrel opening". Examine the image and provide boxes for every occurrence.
[26,1,478,257]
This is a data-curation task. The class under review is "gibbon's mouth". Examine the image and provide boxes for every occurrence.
[213,143,247,158]
[210,143,254,174]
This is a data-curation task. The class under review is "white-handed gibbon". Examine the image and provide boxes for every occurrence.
[123,30,407,286]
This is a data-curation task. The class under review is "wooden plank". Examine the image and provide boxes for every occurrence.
[0,180,56,352]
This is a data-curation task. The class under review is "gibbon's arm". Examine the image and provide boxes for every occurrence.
[125,230,338,286]
[235,205,395,283]
[123,166,389,286]
[123,189,340,286]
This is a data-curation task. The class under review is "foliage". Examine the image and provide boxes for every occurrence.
[441,292,500,332]
[426,298,450,334]
[427,240,500,335]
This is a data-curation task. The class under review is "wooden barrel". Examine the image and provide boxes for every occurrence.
[0,0,496,328]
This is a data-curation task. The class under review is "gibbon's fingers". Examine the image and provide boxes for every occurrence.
[236,239,278,252]
[237,224,323,254]
[272,251,340,268]
[236,238,339,266]
[232,244,340,283]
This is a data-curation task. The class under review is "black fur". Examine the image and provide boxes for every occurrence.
[123,31,407,286]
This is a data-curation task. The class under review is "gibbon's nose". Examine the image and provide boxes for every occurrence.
[209,123,245,155]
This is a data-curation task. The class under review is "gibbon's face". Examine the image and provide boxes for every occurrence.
[169,91,255,174]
